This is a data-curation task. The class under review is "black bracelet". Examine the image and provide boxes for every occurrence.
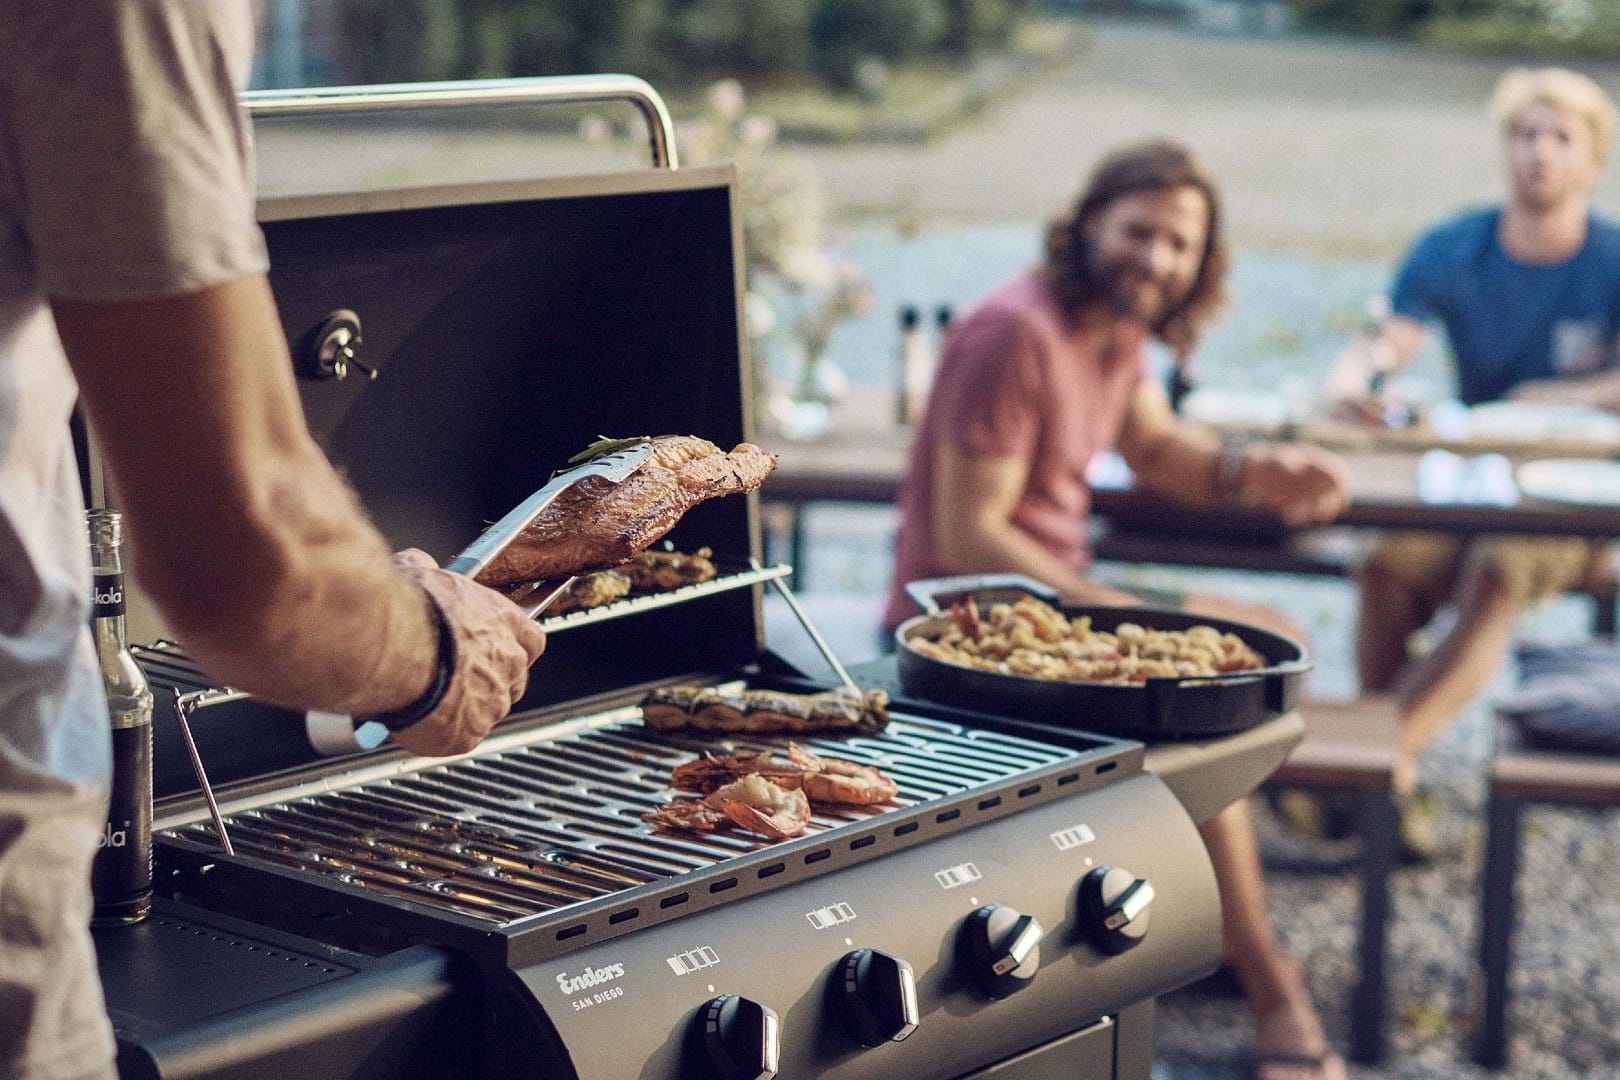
[355,588,457,733]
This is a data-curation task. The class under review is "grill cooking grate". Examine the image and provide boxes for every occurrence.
[160,705,1086,926]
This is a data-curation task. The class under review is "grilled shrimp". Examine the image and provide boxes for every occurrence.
[786,744,900,806]
[669,748,810,793]
[706,774,812,839]
[950,598,985,642]
[642,799,730,833]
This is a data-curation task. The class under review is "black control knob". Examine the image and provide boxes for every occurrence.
[687,994,780,1080]
[958,903,1043,999]
[1080,865,1155,955]
[836,948,920,1046]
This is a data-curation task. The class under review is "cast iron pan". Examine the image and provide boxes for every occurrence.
[894,573,1309,739]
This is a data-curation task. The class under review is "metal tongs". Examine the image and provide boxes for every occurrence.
[447,440,654,617]
[301,440,655,774]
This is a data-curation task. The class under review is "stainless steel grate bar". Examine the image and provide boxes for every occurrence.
[162,709,1086,926]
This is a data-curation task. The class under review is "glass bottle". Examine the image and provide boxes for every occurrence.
[895,304,928,428]
[87,509,153,926]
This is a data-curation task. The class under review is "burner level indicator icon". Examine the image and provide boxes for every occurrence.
[1050,824,1097,851]
[666,946,720,975]
[806,902,857,930]
[934,862,983,889]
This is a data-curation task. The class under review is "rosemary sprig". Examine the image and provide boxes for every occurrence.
[565,435,655,466]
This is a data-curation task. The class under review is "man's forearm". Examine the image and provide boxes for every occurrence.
[57,276,439,717]
[139,445,440,715]
[1508,367,1620,411]
[1128,427,1227,506]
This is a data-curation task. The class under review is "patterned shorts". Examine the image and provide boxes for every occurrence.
[1364,531,1616,613]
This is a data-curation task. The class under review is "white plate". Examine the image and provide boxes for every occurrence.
[1516,458,1620,507]
[1468,401,1620,442]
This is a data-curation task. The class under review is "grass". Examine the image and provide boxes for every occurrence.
[670,16,1088,145]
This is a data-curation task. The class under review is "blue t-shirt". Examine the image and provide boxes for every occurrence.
[1391,207,1620,405]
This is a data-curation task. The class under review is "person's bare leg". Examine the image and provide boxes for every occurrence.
[1202,801,1346,1080]
[1390,556,1519,793]
[1355,562,1431,694]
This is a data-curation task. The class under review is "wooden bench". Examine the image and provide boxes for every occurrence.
[1266,697,1402,1065]
[1471,731,1620,1069]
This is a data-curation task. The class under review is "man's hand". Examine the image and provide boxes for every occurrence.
[1237,443,1350,526]
[388,549,547,757]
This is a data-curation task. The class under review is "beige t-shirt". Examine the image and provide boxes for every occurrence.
[0,3,268,1076]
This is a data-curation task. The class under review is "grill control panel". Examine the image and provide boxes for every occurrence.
[511,771,1219,1080]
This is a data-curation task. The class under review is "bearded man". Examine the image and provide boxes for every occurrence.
[884,140,1349,1080]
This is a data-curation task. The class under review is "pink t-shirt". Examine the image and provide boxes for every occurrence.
[883,270,1149,629]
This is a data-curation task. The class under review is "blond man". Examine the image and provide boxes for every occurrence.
[1326,68,1620,851]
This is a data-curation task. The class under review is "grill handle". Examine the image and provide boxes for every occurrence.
[241,74,680,170]
[904,573,1060,615]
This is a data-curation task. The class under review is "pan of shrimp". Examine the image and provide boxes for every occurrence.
[894,574,1310,738]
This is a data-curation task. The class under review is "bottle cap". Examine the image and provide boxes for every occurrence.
[900,305,920,329]
[935,305,953,328]
[87,508,122,547]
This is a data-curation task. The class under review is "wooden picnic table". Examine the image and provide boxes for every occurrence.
[757,385,1620,585]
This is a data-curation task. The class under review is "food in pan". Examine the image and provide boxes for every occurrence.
[641,684,890,735]
[906,595,1268,684]
[477,436,777,588]
[644,743,900,840]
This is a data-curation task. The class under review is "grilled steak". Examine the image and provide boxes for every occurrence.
[641,685,890,736]
[477,437,776,588]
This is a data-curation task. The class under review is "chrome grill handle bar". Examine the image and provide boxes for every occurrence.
[241,74,679,170]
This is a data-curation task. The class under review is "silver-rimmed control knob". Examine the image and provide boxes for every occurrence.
[687,994,779,1080]
[959,903,1042,999]
[836,948,920,1046]
[1080,865,1155,955]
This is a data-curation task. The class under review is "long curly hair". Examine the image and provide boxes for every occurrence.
[1042,140,1228,361]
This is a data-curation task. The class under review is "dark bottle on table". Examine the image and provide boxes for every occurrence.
[895,304,926,427]
[87,509,153,926]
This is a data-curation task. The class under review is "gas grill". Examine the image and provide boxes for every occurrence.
[85,77,1298,1080]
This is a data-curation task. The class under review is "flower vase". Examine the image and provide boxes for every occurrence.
[768,347,849,442]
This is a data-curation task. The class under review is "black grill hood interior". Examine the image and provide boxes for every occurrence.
[146,166,766,712]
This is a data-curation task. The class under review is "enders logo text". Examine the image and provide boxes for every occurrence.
[556,963,625,995]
